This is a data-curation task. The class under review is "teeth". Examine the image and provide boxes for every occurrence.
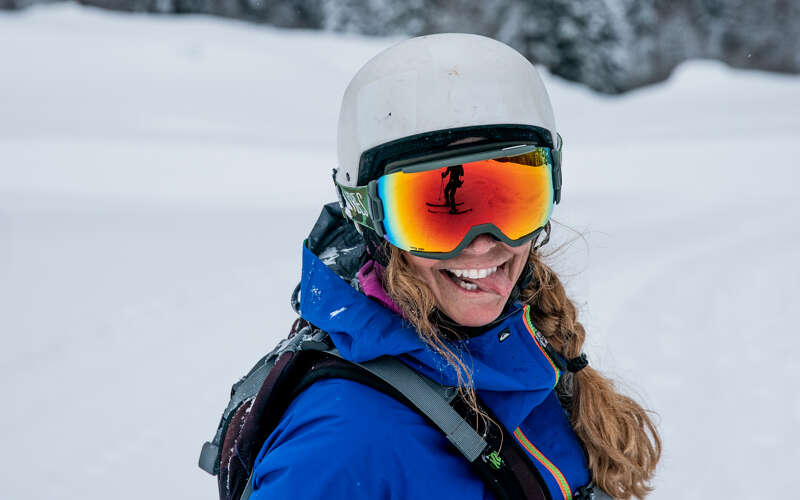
[459,281,478,291]
[447,266,498,279]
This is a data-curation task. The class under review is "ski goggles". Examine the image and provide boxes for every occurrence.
[335,143,561,259]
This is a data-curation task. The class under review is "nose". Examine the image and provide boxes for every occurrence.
[460,234,498,255]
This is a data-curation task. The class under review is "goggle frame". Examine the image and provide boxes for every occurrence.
[334,132,562,260]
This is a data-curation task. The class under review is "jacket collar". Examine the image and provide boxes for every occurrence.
[300,243,561,431]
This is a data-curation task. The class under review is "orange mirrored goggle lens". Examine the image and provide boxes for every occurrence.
[377,148,554,255]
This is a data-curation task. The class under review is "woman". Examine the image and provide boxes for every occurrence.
[250,34,661,499]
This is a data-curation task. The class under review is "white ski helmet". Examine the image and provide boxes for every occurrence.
[335,33,560,191]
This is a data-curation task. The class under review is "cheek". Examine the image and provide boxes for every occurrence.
[402,255,440,288]
[404,254,436,275]
[509,245,532,278]
[421,267,444,293]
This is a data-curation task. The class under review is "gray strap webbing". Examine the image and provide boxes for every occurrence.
[240,471,254,500]
[199,363,271,475]
[238,348,489,499]
[358,356,489,462]
[593,488,615,500]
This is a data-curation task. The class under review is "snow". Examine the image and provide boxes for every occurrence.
[1,5,798,499]
[318,244,360,266]
[329,307,347,318]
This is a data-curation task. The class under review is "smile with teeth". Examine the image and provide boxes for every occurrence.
[443,265,501,291]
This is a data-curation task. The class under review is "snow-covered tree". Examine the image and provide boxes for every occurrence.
[5,0,798,93]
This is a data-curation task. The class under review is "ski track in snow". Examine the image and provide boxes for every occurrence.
[1,5,799,500]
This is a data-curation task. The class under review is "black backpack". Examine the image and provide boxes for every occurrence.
[198,317,606,500]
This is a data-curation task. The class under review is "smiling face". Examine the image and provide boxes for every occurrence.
[403,235,532,327]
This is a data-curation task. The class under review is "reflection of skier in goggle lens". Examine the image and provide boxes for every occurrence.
[439,163,464,214]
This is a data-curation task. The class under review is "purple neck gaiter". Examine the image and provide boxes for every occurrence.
[357,260,404,317]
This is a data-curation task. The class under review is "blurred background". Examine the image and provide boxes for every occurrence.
[1,2,798,499]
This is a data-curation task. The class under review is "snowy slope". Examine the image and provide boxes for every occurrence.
[1,5,798,499]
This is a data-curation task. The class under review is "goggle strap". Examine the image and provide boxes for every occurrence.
[335,180,383,236]
[532,221,552,251]
[553,134,563,204]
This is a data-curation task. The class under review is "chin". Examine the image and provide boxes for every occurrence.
[443,301,506,327]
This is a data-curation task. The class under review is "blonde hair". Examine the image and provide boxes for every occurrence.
[383,243,661,499]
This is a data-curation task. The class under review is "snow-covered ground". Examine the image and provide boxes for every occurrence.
[1,5,798,499]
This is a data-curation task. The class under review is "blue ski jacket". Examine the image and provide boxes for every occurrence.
[250,217,591,499]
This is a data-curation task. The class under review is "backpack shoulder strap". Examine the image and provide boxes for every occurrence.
[235,352,491,500]
[200,319,551,500]
[348,355,550,500]
[341,353,489,462]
